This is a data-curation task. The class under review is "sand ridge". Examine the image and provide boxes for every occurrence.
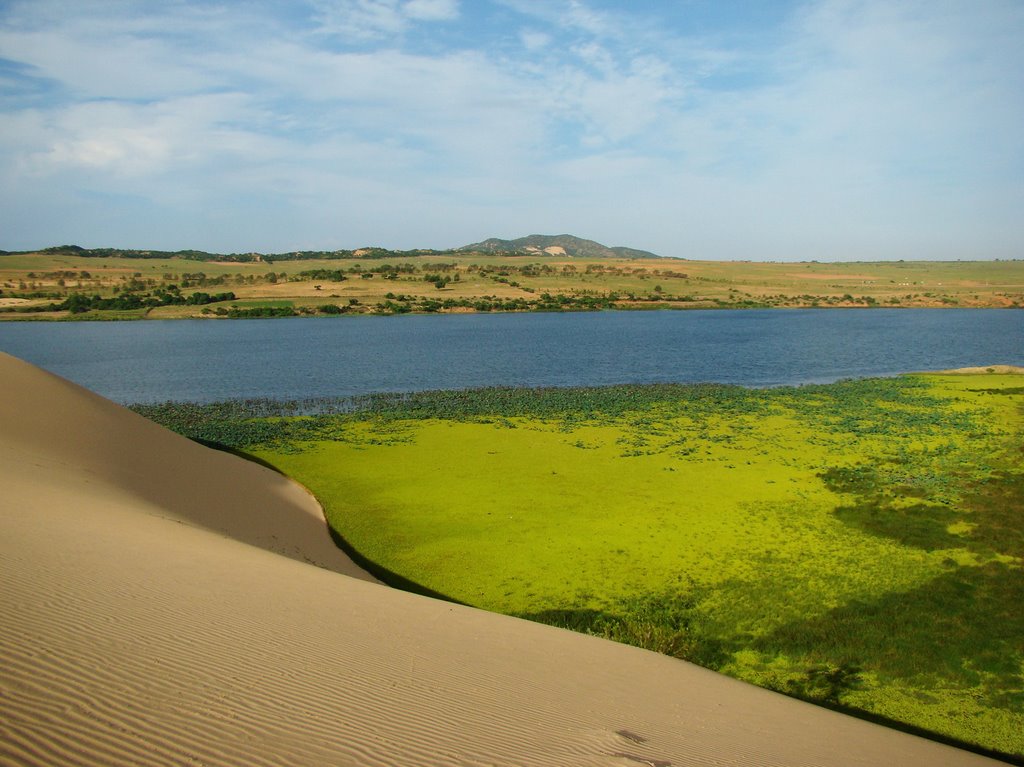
[0,352,1005,765]
[0,351,376,582]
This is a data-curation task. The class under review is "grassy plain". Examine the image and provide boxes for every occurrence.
[135,373,1024,758]
[2,250,1023,319]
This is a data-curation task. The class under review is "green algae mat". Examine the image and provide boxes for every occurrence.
[135,374,1024,759]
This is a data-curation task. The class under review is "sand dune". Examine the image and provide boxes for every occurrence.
[0,352,1003,766]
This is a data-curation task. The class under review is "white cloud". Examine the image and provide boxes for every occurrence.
[519,29,550,51]
[0,29,210,100]
[311,0,458,39]
[564,0,615,38]
[14,94,265,179]
[312,0,405,38]
[403,0,458,21]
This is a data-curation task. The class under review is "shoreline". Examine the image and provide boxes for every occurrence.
[3,302,1023,322]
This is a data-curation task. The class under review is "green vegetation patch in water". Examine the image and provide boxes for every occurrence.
[135,374,1024,760]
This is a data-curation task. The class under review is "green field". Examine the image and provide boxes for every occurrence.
[134,374,1024,758]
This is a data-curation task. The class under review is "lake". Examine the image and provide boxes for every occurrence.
[1,309,1022,403]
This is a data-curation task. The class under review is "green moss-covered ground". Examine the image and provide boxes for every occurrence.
[135,374,1024,758]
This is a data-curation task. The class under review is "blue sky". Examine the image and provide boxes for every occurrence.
[0,0,1021,260]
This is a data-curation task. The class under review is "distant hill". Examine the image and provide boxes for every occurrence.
[14,236,661,262]
[459,234,660,259]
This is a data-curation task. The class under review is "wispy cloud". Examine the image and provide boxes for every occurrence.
[0,0,1021,258]
[311,0,459,39]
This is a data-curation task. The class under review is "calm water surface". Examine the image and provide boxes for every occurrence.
[1,309,1022,403]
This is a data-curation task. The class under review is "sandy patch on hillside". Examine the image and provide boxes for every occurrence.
[0,352,1003,766]
[931,365,1024,375]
